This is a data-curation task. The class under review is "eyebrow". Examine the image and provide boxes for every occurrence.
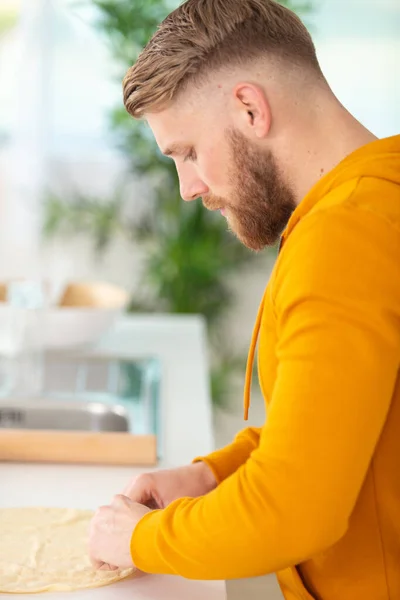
[162,143,192,157]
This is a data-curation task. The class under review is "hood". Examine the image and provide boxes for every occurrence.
[282,134,400,243]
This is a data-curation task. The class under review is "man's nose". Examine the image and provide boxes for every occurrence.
[180,179,209,202]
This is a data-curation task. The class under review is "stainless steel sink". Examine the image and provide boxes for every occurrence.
[0,354,160,454]
[0,399,130,432]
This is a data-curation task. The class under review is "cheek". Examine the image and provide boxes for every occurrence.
[199,149,229,193]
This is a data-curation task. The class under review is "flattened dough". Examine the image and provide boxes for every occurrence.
[0,507,135,593]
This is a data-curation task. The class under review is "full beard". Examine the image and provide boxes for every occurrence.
[205,129,296,251]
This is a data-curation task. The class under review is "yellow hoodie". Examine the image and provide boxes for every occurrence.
[131,135,400,600]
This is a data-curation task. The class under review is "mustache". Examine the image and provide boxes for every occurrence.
[202,195,225,211]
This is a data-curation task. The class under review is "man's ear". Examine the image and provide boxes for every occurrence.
[233,83,272,139]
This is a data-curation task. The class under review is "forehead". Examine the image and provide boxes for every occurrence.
[146,106,197,152]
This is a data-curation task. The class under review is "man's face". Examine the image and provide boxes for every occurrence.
[147,99,296,251]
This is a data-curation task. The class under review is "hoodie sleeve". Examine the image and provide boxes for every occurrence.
[129,205,400,580]
[192,426,261,483]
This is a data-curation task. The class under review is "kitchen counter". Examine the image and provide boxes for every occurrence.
[0,573,223,600]
[0,315,226,598]
[0,462,226,599]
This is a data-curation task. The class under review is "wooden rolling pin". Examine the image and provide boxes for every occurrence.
[0,429,157,466]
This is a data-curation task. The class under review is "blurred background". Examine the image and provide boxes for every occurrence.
[0,5,398,596]
[0,0,399,414]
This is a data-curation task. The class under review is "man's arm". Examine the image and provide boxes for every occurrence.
[130,206,400,579]
[193,426,262,483]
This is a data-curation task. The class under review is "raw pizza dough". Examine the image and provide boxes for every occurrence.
[0,507,135,593]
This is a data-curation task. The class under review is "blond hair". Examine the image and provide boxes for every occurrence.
[123,0,322,118]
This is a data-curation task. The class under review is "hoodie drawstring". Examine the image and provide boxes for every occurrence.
[243,293,266,420]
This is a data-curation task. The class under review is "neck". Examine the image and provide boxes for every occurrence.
[279,96,378,204]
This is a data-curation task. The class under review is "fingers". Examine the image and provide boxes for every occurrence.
[123,474,150,499]
[88,512,119,572]
[88,507,114,571]
[122,475,140,496]
[123,474,159,506]
[99,562,119,571]
[88,497,139,572]
[90,556,104,570]
[113,493,133,506]
[145,497,160,510]
[90,557,119,571]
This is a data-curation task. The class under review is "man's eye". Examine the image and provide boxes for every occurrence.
[183,150,196,163]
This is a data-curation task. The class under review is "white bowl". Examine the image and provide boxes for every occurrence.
[42,307,124,349]
[0,280,129,351]
[0,305,124,352]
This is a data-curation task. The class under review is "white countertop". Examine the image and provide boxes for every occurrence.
[0,463,226,600]
[0,315,225,597]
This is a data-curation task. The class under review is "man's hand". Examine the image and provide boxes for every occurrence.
[89,494,151,571]
[123,462,217,508]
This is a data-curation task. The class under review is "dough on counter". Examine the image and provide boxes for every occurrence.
[0,507,135,593]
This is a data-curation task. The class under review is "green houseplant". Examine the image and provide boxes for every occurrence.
[43,0,314,407]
